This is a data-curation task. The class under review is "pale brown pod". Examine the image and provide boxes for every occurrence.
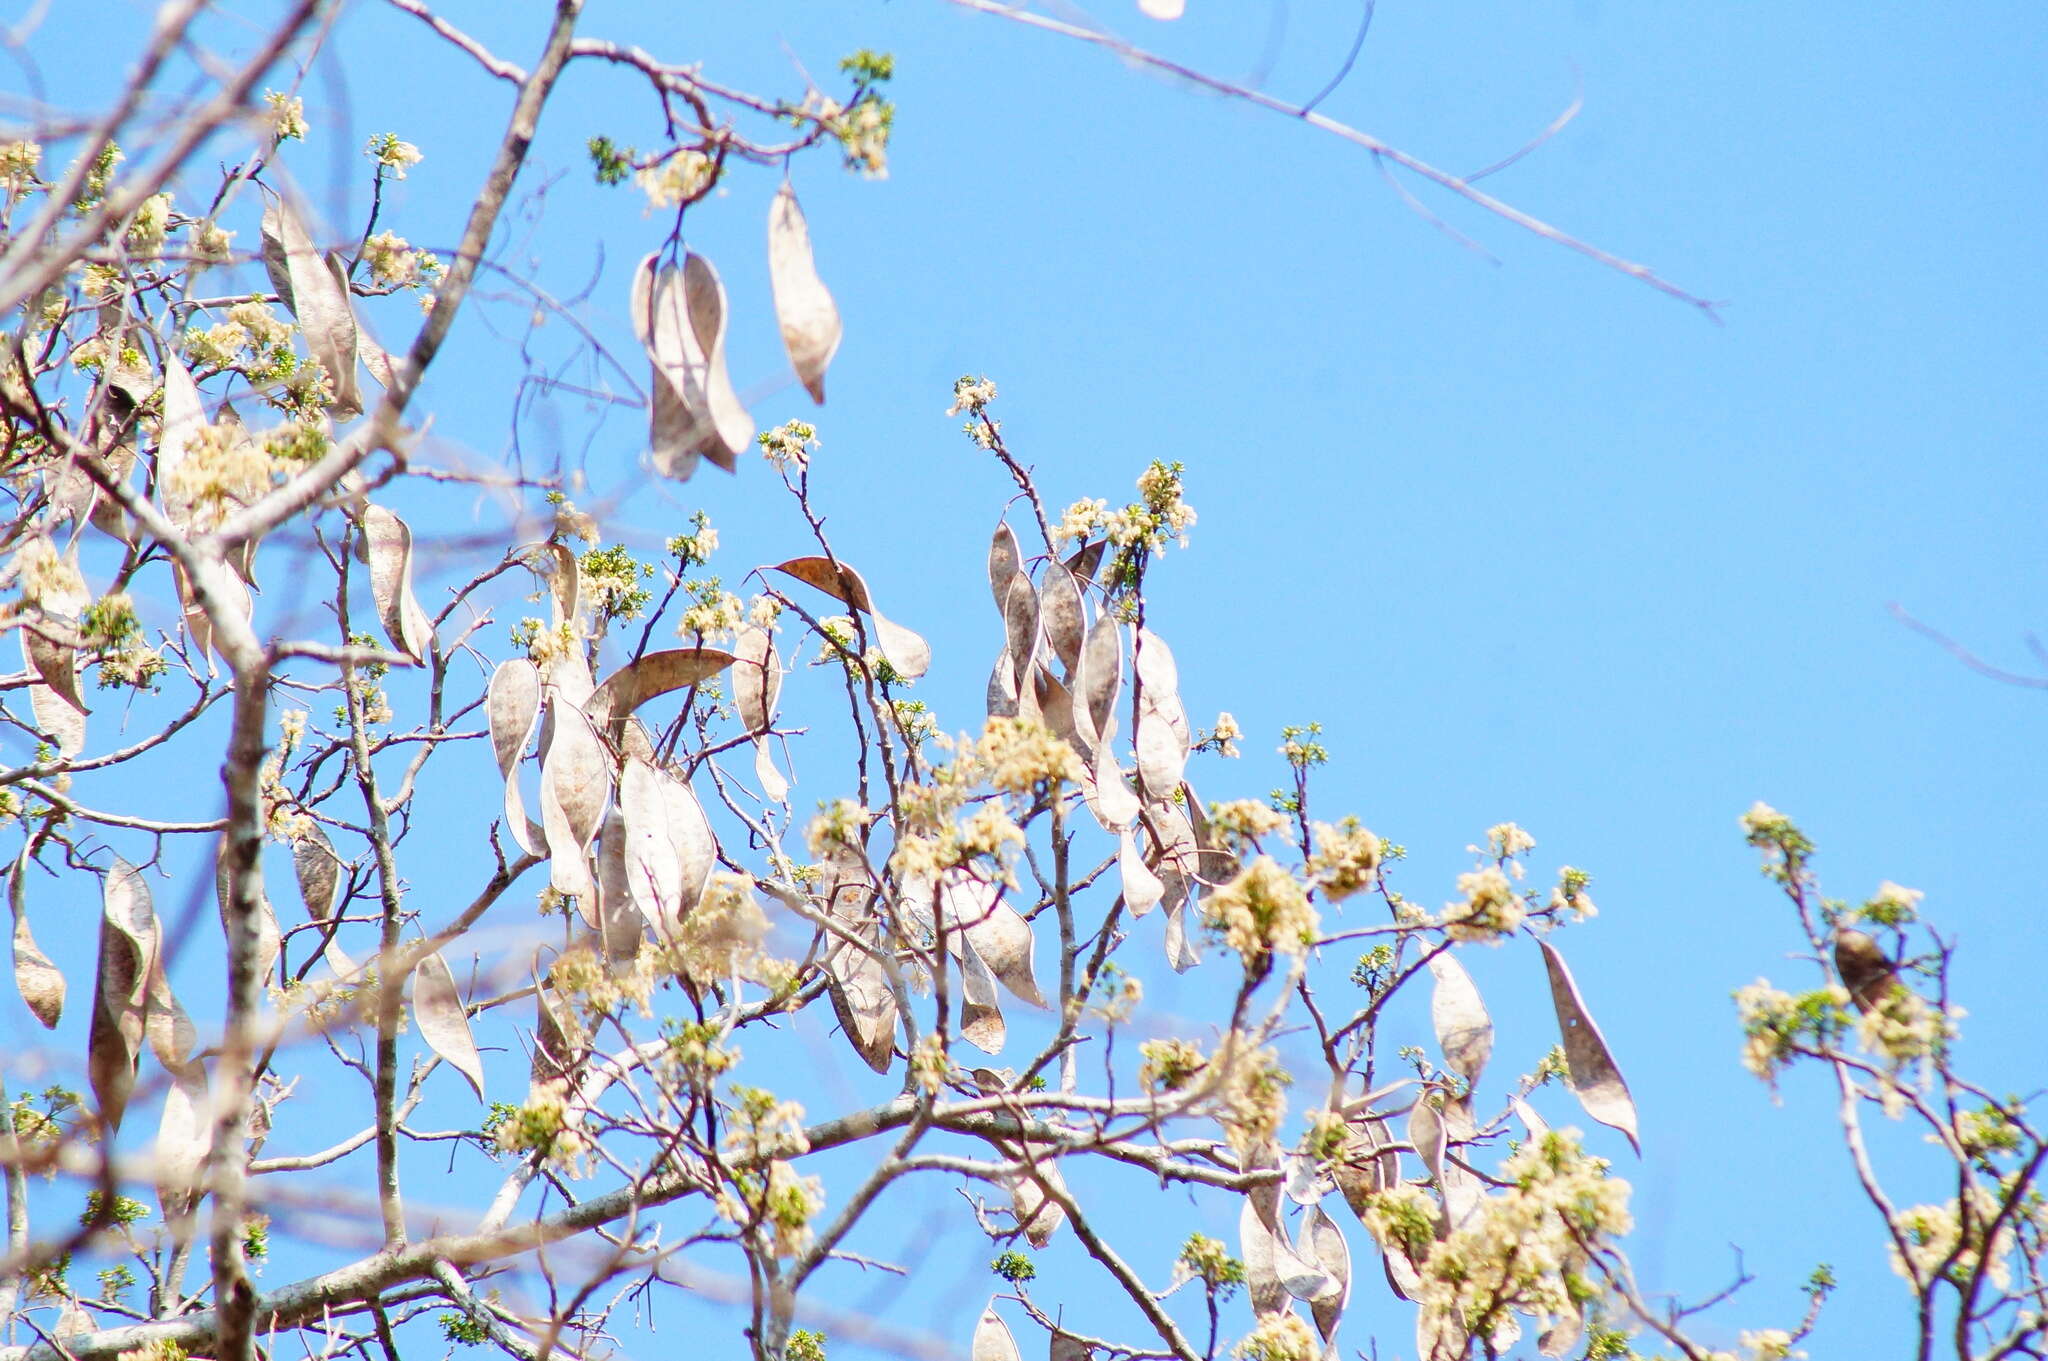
[1539,940,1641,1154]
[766,183,842,403]
[260,191,362,418]
[413,948,486,1101]
[1427,952,1494,1087]
[360,505,435,664]
[772,556,931,680]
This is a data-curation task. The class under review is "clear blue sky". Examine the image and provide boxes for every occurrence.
[13,2,2047,1357]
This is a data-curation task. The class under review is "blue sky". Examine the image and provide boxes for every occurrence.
[12,1,2048,1357]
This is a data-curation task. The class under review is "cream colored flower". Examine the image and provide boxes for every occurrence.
[265,91,308,142]
[1307,817,1382,901]
[1201,856,1317,967]
[1442,866,1524,944]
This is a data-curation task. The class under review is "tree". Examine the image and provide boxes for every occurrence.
[0,5,2035,1361]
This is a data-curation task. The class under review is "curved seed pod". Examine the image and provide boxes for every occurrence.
[89,858,156,1133]
[825,929,897,1074]
[681,252,753,468]
[1439,1099,1484,1232]
[1118,826,1163,917]
[171,559,250,676]
[1427,952,1493,1087]
[1078,615,1121,746]
[1151,800,1202,894]
[360,505,434,664]
[766,184,841,403]
[487,659,543,856]
[1004,1151,1067,1247]
[1038,564,1084,674]
[987,521,1022,616]
[1133,627,1180,696]
[503,541,581,630]
[635,254,703,481]
[1163,897,1201,973]
[1050,1333,1091,1361]
[1333,1114,1401,1220]
[413,948,485,1101]
[8,851,61,1028]
[291,825,358,978]
[154,1059,210,1246]
[1272,1226,1335,1302]
[1303,1205,1353,1337]
[1063,538,1106,584]
[212,838,280,998]
[1239,1199,1289,1318]
[1135,697,1187,797]
[585,647,736,744]
[353,299,395,389]
[1382,1238,1425,1303]
[1089,739,1139,830]
[755,739,790,803]
[771,556,930,680]
[1408,1089,1448,1194]
[1033,668,1075,745]
[1513,1096,1550,1140]
[530,978,581,1092]
[141,951,196,1074]
[1002,572,1038,688]
[616,758,680,937]
[156,353,205,529]
[1184,784,1241,887]
[1539,940,1641,1154]
[595,810,646,963]
[942,872,1044,1007]
[986,647,1019,722]
[972,1305,1022,1361]
[732,624,782,736]
[19,623,85,757]
[539,697,611,905]
[959,936,1006,1054]
[619,758,717,944]
[260,191,362,418]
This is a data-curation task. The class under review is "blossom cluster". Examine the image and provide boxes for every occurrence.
[1200,856,1318,970]
[1051,460,1198,559]
[1442,865,1525,944]
[1364,1129,1632,1353]
[1306,817,1382,901]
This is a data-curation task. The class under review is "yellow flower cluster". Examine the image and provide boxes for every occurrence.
[1368,1129,1632,1354]
[1233,1312,1314,1361]
[1442,866,1524,944]
[636,150,714,210]
[1200,856,1318,969]
[265,91,308,141]
[717,1158,825,1258]
[493,1078,591,1173]
[1307,817,1382,902]
[975,715,1085,794]
[1856,986,1961,1070]
[1206,799,1286,853]
[0,140,40,190]
[1138,1037,1206,1094]
[1890,1188,2013,1290]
